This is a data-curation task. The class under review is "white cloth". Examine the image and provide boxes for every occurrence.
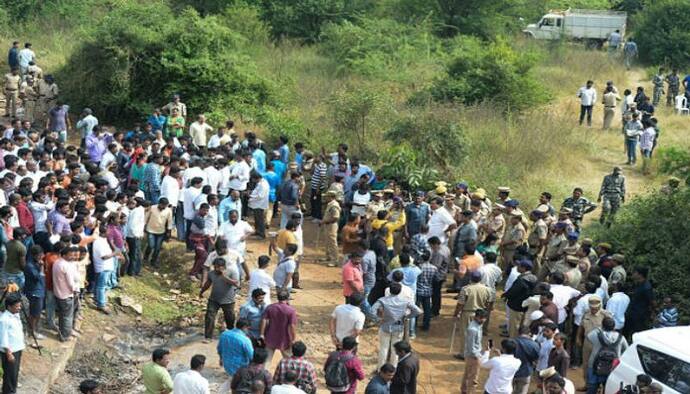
[76,114,98,138]
[219,220,254,255]
[183,166,208,188]
[480,353,521,394]
[204,166,222,195]
[160,175,181,206]
[92,237,115,273]
[639,127,656,151]
[573,293,592,326]
[189,121,213,147]
[271,384,307,394]
[100,151,116,170]
[126,206,146,238]
[18,48,35,68]
[331,304,365,342]
[248,178,269,210]
[228,161,251,191]
[550,284,580,324]
[605,292,630,330]
[427,207,455,245]
[0,310,25,353]
[183,186,202,220]
[577,87,597,106]
[207,134,223,149]
[173,369,210,394]
[249,268,276,305]
[204,206,218,237]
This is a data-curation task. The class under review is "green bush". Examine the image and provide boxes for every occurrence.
[59,4,277,123]
[430,36,549,111]
[634,0,690,67]
[656,147,690,185]
[587,188,690,322]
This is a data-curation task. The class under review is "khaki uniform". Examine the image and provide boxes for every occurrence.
[527,219,548,271]
[540,234,567,279]
[366,200,386,221]
[27,64,43,80]
[163,101,187,118]
[602,91,620,129]
[323,200,341,264]
[581,309,613,382]
[19,81,38,122]
[37,80,58,122]
[4,73,20,118]
[484,212,505,240]
[455,194,471,212]
[456,283,491,353]
[500,222,525,270]
[565,266,582,289]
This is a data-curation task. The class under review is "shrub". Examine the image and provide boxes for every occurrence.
[634,0,690,67]
[587,188,690,321]
[656,147,690,185]
[377,145,440,191]
[430,36,550,111]
[59,4,277,123]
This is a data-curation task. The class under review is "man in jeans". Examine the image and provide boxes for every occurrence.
[512,326,540,394]
[52,246,80,342]
[144,197,173,268]
[461,309,488,394]
[278,172,301,229]
[577,80,597,127]
[415,250,437,332]
[200,258,239,342]
[372,282,422,368]
[248,172,269,239]
[92,225,121,315]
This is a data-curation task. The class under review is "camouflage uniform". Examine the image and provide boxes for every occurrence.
[598,171,626,227]
[561,196,597,229]
[652,73,665,106]
[665,73,680,106]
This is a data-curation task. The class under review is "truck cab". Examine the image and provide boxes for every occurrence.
[523,13,563,39]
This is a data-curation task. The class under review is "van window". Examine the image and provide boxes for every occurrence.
[542,18,555,27]
[556,18,562,27]
[637,345,690,393]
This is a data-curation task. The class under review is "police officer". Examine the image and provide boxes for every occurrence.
[652,67,665,106]
[4,67,20,118]
[598,167,626,227]
[19,75,38,122]
[562,187,597,230]
[666,69,680,107]
[319,191,341,266]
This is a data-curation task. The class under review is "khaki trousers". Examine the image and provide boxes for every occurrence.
[325,223,339,264]
[603,107,616,129]
[513,376,531,394]
[378,329,404,368]
[461,355,480,394]
[501,249,516,271]
[508,308,524,338]
[23,99,35,121]
[457,311,475,354]
[4,90,17,118]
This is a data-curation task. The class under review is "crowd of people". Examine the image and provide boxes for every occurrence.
[0,41,681,394]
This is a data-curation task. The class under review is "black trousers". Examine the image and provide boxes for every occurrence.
[253,208,266,238]
[310,188,322,219]
[432,280,445,315]
[579,105,593,125]
[204,300,235,339]
[1,350,21,394]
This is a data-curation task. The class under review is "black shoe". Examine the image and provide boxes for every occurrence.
[453,354,465,360]
[446,288,460,294]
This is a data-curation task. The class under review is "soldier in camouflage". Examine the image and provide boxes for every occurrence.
[562,187,597,229]
[652,67,665,106]
[598,167,626,227]
[666,69,680,107]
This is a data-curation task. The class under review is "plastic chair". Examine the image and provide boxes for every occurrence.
[677,96,689,115]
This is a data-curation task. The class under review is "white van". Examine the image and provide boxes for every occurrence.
[605,326,690,394]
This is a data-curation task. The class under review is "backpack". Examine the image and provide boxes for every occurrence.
[325,352,355,392]
[233,367,268,393]
[593,330,623,376]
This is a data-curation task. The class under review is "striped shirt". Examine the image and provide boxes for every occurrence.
[310,162,328,191]
[416,262,437,297]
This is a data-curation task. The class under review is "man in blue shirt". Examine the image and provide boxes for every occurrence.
[405,192,430,237]
[147,108,167,133]
[294,142,305,170]
[7,42,19,71]
[217,319,254,378]
[512,326,541,394]
[219,191,242,223]
[278,135,290,164]
[251,145,266,174]
[238,288,267,343]
[24,245,45,340]
[365,363,395,394]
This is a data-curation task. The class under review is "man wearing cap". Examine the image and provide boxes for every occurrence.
[540,222,568,280]
[539,367,576,394]
[454,183,471,211]
[19,75,38,123]
[608,254,626,286]
[562,188,597,230]
[365,191,385,222]
[598,167,626,227]
[527,210,548,269]
[405,191,430,238]
[319,191,341,266]
[497,187,511,205]
[502,260,537,338]
[481,204,505,242]
[453,271,491,359]
[162,94,187,118]
[427,181,447,202]
[4,68,20,119]
[576,295,612,386]
[563,255,583,289]
[499,213,525,272]
[557,208,576,234]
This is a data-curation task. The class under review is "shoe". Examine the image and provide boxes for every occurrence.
[409,333,416,340]
[34,333,46,340]
[97,307,111,315]
[453,354,465,360]
[446,288,460,293]
[292,285,303,289]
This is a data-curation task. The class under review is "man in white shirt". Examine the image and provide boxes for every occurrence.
[480,339,522,394]
[605,282,630,330]
[271,371,307,394]
[228,152,251,192]
[204,195,219,239]
[207,127,227,149]
[426,197,456,245]
[249,255,276,305]
[248,172,269,239]
[125,198,146,276]
[219,210,254,256]
[549,272,581,326]
[183,177,204,249]
[183,161,208,187]
[189,114,213,147]
[18,43,35,76]
[93,227,120,314]
[577,80,597,127]
[173,355,210,394]
[0,294,25,394]
[330,293,365,348]
[75,108,98,147]
[203,160,222,194]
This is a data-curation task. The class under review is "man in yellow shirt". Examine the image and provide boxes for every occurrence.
[142,348,173,394]
[371,208,406,260]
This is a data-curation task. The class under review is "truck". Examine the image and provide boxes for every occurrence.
[522,9,627,48]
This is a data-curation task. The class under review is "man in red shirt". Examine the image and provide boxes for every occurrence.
[342,253,364,304]
[324,336,365,394]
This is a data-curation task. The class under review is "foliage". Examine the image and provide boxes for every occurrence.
[328,85,393,159]
[430,36,549,111]
[221,3,270,44]
[319,18,444,83]
[385,106,466,171]
[633,0,690,67]
[60,4,277,123]
[377,146,440,190]
[588,188,690,320]
[1,0,43,19]
[656,147,690,185]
